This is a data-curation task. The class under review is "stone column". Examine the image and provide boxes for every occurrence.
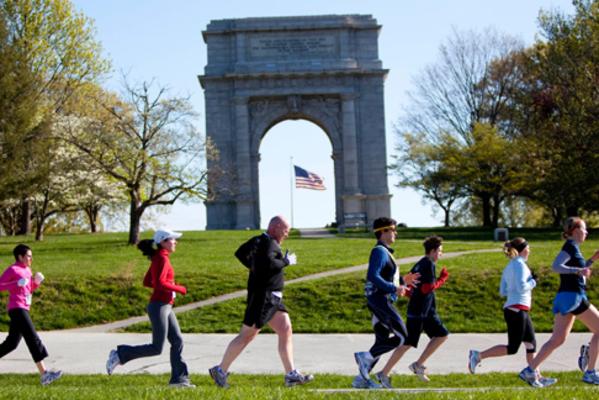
[341,93,359,193]
[340,93,367,230]
[233,96,257,229]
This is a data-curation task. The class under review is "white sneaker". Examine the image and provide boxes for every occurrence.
[408,362,430,382]
[284,369,314,387]
[539,376,558,387]
[41,370,62,386]
[169,381,196,388]
[519,366,543,388]
[106,349,120,375]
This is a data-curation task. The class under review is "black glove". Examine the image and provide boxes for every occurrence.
[530,272,538,282]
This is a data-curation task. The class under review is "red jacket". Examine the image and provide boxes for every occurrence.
[143,249,186,304]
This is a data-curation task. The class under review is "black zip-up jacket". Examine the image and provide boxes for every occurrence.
[247,233,289,293]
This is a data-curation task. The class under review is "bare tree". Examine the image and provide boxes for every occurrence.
[397,28,525,227]
[62,79,212,244]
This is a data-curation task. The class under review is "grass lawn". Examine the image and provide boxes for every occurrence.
[0,230,494,330]
[1,229,597,332]
[0,372,596,399]
[127,238,599,333]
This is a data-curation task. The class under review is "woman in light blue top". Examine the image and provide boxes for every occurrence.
[468,237,553,385]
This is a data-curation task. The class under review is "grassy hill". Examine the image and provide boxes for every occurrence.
[0,229,597,332]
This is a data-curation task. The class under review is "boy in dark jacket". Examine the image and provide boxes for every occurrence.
[373,235,449,387]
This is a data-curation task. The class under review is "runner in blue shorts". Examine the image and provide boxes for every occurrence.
[519,217,599,387]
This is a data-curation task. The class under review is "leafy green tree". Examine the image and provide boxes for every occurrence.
[0,0,109,234]
[392,132,465,227]
[510,0,599,224]
[396,28,525,227]
[452,123,528,227]
[61,79,211,244]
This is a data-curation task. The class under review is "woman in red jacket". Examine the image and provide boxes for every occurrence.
[105,229,193,387]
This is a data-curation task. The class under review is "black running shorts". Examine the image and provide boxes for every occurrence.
[243,291,287,329]
[405,313,449,347]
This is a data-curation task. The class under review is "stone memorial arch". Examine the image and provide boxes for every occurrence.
[199,15,391,230]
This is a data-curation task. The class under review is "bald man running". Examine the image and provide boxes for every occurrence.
[209,216,314,388]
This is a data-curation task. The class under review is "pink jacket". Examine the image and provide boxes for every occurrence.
[0,262,40,311]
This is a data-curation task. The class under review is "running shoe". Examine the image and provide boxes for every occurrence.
[535,369,557,387]
[579,343,590,372]
[284,369,314,387]
[518,366,543,388]
[408,362,430,382]
[539,376,558,387]
[169,381,196,388]
[354,351,374,381]
[468,349,481,374]
[106,349,120,375]
[351,375,381,389]
[209,365,230,388]
[40,370,62,386]
[374,371,393,389]
[582,370,599,385]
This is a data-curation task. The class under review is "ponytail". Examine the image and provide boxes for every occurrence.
[137,239,157,259]
[504,237,528,258]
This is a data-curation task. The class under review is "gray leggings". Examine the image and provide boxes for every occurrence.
[117,302,189,384]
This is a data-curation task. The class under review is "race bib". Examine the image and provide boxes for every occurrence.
[393,269,400,288]
[25,294,32,306]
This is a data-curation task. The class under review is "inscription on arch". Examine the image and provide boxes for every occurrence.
[248,33,339,60]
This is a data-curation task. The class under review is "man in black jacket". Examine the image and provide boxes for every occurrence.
[209,215,313,388]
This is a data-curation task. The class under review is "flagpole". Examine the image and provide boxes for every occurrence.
[290,157,294,228]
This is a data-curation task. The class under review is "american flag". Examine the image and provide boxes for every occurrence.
[294,165,326,190]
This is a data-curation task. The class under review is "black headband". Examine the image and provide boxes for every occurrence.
[514,240,529,253]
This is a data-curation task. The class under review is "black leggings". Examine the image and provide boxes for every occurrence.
[366,295,407,358]
[0,308,48,363]
[504,308,536,355]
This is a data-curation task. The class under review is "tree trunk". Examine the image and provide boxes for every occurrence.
[35,220,44,241]
[85,205,100,233]
[440,199,454,227]
[491,195,500,228]
[16,198,31,235]
[90,212,97,233]
[128,196,142,245]
[566,205,579,217]
[34,194,50,241]
[481,194,492,227]
[551,207,563,228]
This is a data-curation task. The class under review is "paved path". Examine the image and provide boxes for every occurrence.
[71,248,499,333]
[0,332,591,376]
[298,228,337,239]
[8,245,583,378]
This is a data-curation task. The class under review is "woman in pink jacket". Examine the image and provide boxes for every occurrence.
[0,244,62,385]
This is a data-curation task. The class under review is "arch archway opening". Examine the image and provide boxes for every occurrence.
[258,119,336,229]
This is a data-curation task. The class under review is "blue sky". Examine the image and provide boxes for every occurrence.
[71,0,574,230]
